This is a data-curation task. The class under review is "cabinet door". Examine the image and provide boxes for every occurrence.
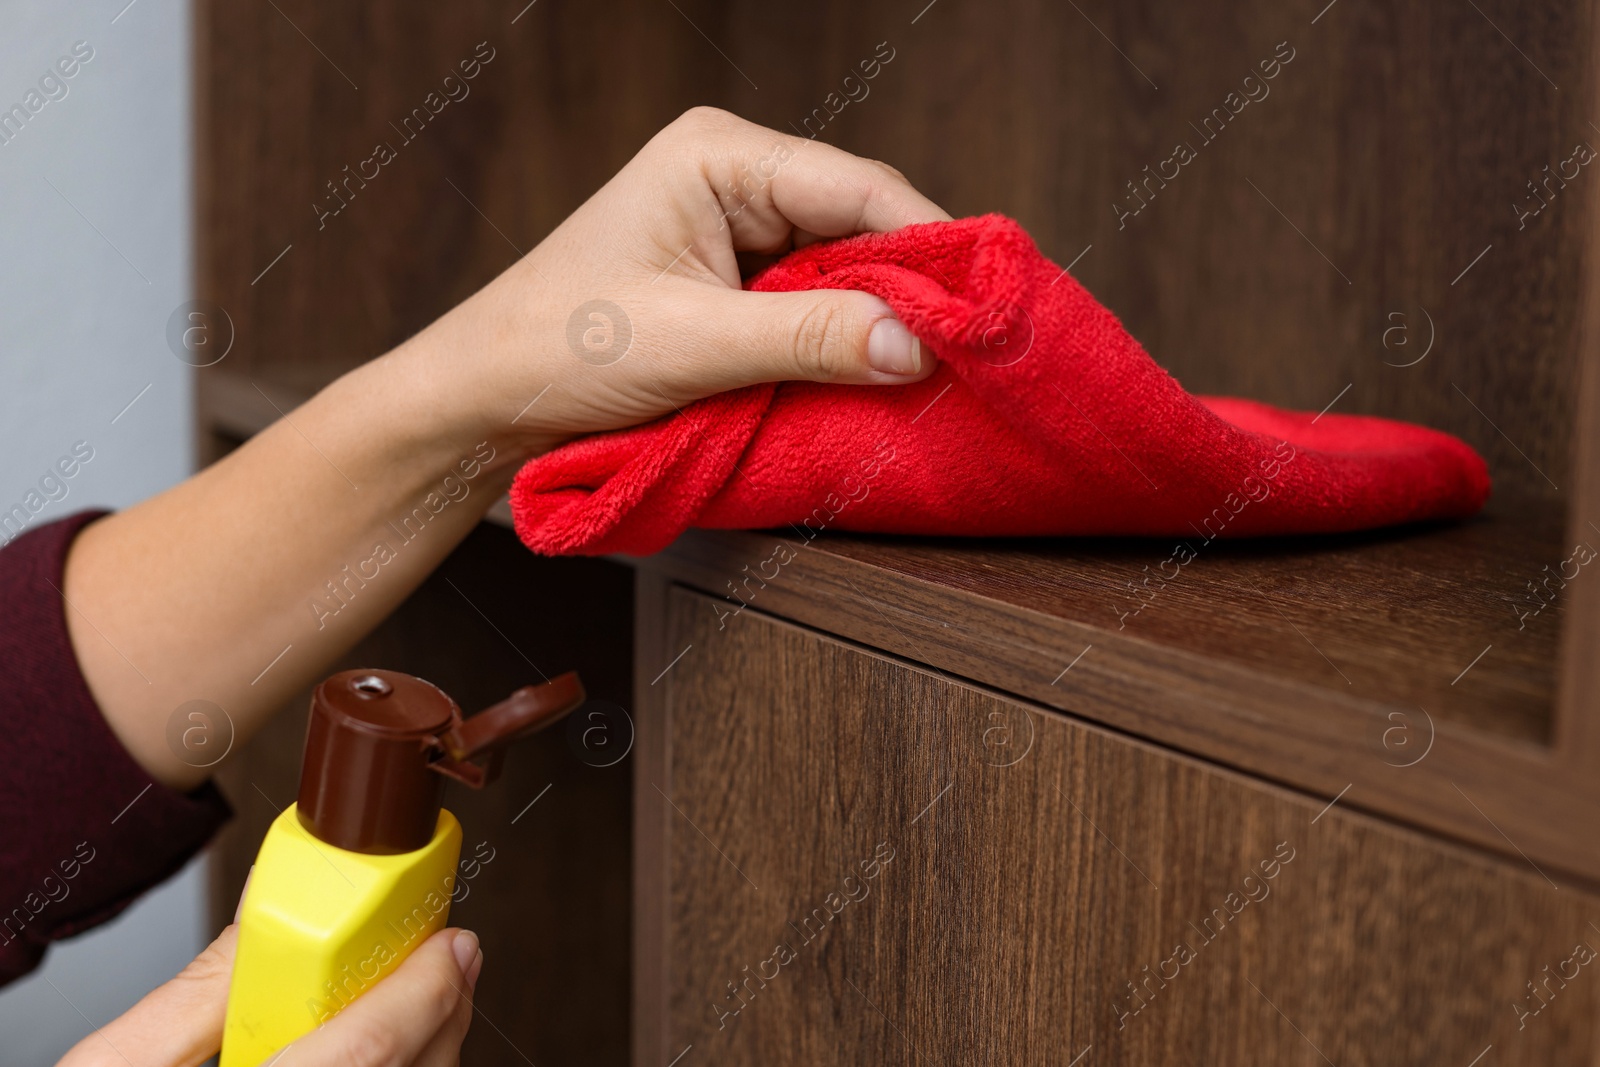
[636,584,1599,1066]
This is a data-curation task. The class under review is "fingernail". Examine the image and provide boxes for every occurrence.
[451,929,480,977]
[867,317,922,376]
[466,949,484,992]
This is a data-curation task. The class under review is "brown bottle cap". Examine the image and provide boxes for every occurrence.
[297,669,586,854]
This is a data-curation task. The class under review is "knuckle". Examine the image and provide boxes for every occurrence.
[791,300,854,380]
[427,973,462,1021]
[673,105,737,136]
[868,157,908,182]
[177,939,233,986]
[339,1023,399,1067]
[448,994,477,1044]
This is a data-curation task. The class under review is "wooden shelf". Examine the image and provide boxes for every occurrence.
[197,365,1599,880]
[191,392,1600,874]
[640,509,1600,885]
[804,499,1567,746]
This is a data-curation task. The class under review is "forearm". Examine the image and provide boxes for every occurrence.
[62,345,549,790]
[58,108,949,793]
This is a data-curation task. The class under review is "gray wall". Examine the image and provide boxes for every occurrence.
[0,0,205,1062]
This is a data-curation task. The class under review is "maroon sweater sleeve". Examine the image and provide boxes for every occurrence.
[0,511,232,986]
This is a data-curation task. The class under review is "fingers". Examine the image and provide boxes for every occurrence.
[54,925,481,1067]
[410,937,479,1067]
[657,107,951,254]
[688,287,937,392]
[279,928,478,1067]
[433,108,951,447]
[56,924,238,1067]
[767,139,952,237]
[409,974,477,1067]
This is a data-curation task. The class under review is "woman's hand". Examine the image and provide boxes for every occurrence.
[55,925,482,1067]
[65,109,947,790]
[395,105,949,462]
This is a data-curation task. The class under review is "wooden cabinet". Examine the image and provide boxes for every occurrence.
[633,582,1599,1066]
[195,1,1600,1063]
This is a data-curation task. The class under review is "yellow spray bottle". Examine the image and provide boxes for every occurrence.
[219,668,585,1067]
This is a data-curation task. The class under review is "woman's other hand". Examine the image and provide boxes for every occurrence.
[55,925,481,1067]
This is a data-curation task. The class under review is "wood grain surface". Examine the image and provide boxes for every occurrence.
[193,1,1600,1059]
[195,0,711,398]
[782,0,1590,501]
[209,523,635,1067]
[639,584,1600,1066]
[811,500,1567,744]
[643,516,1600,886]
[197,0,1588,498]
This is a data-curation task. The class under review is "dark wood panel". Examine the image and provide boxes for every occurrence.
[631,571,674,1067]
[195,0,731,398]
[209,522,634,1067]
[198,0,1596,865]
[644,521,1600,884]
[821,500,1566,744]
[641,585,1600,1066]
[730,0,1589,500]
[198,0,1585,497]
[1560,0,1600,790]
[192,1,1600,1062]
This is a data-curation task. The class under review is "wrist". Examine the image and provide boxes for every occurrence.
[383,284,573,474]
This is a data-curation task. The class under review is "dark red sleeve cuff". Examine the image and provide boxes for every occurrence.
[0,510,232,986]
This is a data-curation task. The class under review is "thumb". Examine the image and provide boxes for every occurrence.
[281,927,477,1065]
[701,288,937,390]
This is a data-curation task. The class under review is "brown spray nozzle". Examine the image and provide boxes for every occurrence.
[431,673,587,789]
[296,669,587,855]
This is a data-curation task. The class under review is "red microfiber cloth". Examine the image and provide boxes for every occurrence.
[510,215,1490,557]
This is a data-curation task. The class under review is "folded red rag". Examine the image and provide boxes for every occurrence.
[510,215,1490,557]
